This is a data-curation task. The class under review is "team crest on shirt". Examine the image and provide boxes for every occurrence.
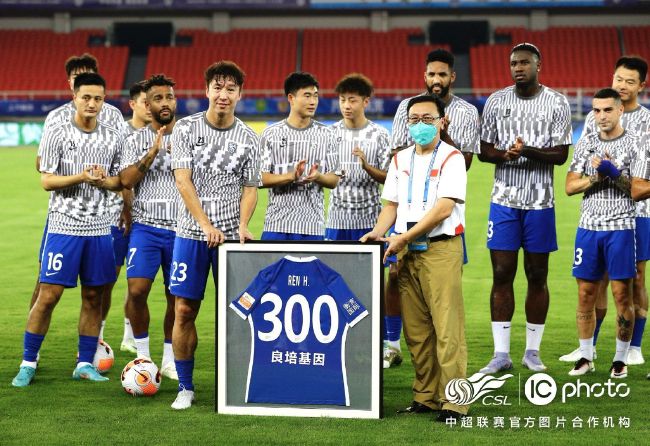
[195,136,206,146]
[67,140,77,151]
[227,141,238,154]
[280,137,287,149]
[503,108,511,118]
[238,292,255,310]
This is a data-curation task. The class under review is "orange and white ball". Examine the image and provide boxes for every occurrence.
[93,340,114,374]
[121,358,161,396]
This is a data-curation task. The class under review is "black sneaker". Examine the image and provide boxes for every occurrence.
[610,361,628,379]
[396,401,435,414]
[436,410,466,422]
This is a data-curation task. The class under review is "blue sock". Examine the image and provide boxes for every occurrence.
[631,317,647,348]
[78,335,98,364]
[23,331,45,362]
[134,332,148,339]
[175,358,195,391]
[385,316,402,342]
[164,339,172,344]
[593,318,604,346]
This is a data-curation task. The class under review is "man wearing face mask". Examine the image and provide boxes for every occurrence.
[362,95,468,422]
[385,48,479,369]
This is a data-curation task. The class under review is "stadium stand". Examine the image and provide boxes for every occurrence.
[622,26,650,67]
[301,28,449,94]
[145,29,298,92]
[1,25,645,98]
[470,26,621,90]
[0,29,128,97]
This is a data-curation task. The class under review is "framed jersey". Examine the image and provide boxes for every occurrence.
[216,241,383,419]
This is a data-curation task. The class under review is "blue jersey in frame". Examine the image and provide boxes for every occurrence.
[230,255,368,406]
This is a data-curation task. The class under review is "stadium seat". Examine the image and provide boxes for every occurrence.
[0,29,128,98]
[470,26,621,90]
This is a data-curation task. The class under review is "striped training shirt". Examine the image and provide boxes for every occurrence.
[260,119,340,236]
[120,125,179,231]
[569,130,637,231]
[391,94,480,154]
[326,119,391,230]
[171,112,260,241]
[40,101,130,226]
[481,85,573,210]
[582,105,650,217]
[39,118,123,236]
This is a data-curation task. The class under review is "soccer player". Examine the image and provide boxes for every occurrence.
[127,81,152,131]
[120,80,153,354]
[386,48,480,368]
[477,43,572,374]
[119,74,179,379]
[29,54,131,366]
[169,61,260,409]
[565,88,637,378]
[392,48,480,170]
[260,72,340,240]
[12,73,124,387]
[560,56,650,365]
[362,95,468,421]
[326,73,391,241]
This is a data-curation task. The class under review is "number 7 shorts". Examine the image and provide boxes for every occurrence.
[168,236,217,300]
[40,233,116,287]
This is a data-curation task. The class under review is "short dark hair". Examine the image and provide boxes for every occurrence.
[144,74,176,92]
[73,72,105,92]
[334,73,373,98]
[594,87,621,102]
[129,81,147,100]
[406,94,446,117]
[426,48,454,69]
[65,53,98,77]
[204,61,245,88]
[615,56,648,83]
[511,42,541,60]
[284,72,319,96]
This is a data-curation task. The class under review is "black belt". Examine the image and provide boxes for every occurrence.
[428,234,456,243]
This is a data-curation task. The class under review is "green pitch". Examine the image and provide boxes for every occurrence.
[0,146,646,445]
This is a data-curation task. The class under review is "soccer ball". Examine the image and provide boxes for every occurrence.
[121,358,161,396]
[93,340,114,374]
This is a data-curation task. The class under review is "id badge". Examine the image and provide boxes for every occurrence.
[407,221,428,252]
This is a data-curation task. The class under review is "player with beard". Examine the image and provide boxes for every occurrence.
[385,49,480,372]
[478,43,572,374]
[566,88,637,379]
[560,56,650,365]
[119,74,180,379]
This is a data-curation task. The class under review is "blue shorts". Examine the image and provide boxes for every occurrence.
[572,228,636,281]
[38,217,49,261]
[40,233,117,287]
[261,231,324,241]
[169,237,217,300]
[111,225,130,267]
[126,223,176,286]
[325,228,372,241]
[636,217,650,262]
[486,203,558,253]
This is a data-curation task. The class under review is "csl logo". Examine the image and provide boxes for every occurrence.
[524,373,557,406]
[445,373,513,406]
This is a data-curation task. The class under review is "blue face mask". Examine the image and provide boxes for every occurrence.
[408,122,438,146]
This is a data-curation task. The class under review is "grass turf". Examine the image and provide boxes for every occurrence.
[0,145,647,445]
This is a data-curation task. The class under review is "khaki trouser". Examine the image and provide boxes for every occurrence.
[398,236,469,414]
